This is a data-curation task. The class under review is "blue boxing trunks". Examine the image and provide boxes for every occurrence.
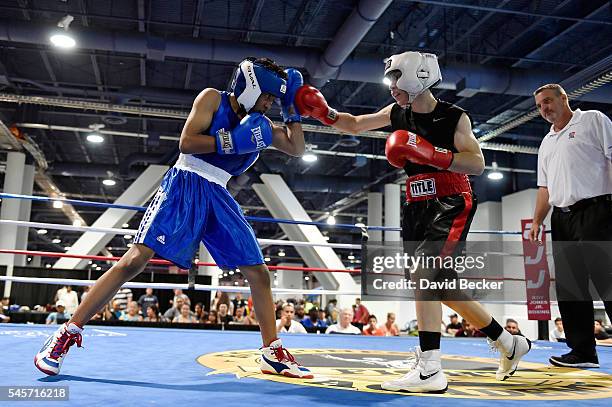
[134,155,264,270]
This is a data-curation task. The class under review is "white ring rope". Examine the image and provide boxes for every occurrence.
[0,219,361,250]
[0,275,361,296]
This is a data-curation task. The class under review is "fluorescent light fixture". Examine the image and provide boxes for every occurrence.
[87,133,104,143]
[53,200,64,209]
[488,161,504,181]
[354,222,366,228]
[122,223,129,228]
[264,257,271,262]
[304,276,310,281]
[64,246,72,251]
[50,33,76,48]
[124,234,133,240]
[302,152,317,162]
[278,250,286,257]
[37,229,48,235]
[52,238,61,244]
[326,215,336,225]
[348,254,355,260]
[102,179,116,186]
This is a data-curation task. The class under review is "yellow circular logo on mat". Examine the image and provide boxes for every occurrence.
[197,349,612,400]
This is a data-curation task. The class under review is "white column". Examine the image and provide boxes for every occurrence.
[384,184,401,242]
[198,243,220,307]
[14,164,35,267]
[275,262,303,301]
[1,152,26,296]
[367,192,383,242]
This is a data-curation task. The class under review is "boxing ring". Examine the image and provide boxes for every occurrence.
[1,193,611,406]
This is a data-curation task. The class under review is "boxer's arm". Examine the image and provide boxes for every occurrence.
[449,113,485,175]
[271,121,305,157]
[333,104,393,134]
[179,88,220,154]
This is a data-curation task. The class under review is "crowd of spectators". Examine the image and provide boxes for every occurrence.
[2,288,611,345]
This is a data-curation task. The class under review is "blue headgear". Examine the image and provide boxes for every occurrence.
[231,59,287,112]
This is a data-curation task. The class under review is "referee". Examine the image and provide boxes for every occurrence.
[529,83,612,368]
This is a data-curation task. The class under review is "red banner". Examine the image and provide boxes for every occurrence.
[521,219,551,320]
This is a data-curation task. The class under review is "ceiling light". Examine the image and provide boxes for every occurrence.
[102,179,116,186]
[304,276,310,281]
[302,152,317,162]
[50,33,76,48]
[122,223,129,228]
[87,133,104,143]
[52,238,61,244]
[64,246,72,251]
[354,222,366,228]
[53,200,64,209]
[124,234,133,240]
[50,15,76,49]
[326,215,336,225]
[37,229,48,235]
[264,257,271,262]
[45,264,52,268]
[278,250,286,257]
[348,254,355,260]
[488,161,504,181]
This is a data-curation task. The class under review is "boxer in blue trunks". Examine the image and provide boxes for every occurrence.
[35,57,313,379]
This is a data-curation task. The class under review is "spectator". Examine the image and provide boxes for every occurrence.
[144,305,161,322]
[231,293,247,316]
[194,302,205,321]
[380,313,400,337]
[56,285,79,315]
[276,303,307,333]
[243,308,258,325]
[1,297,9,313]
[325,299,338,317]
[301,307,328,329]
[231,307,246,324]
[594,320,612,345]
[327,309,339,326]
[112,287,133,311]
[318,309,327,324]
[446,313,462,336]
[0,297,9,323]
[120,301,143,322]
[203,310,218,325]
[217,303,233,324]
[505,319,522,335]
[172,288,191,307]
[211,291,232,314]
[107,300,124,320]
[550,317,566,342]
[46,300,70,325]
[294,304,306,322]
[363,315,385,336]
[455,319,486,338]
[138,288,159,314]
[163,296,186,321]
[81,286,91,302]
[353,298,370,325]
[325,308,361,335]
[174,304,197,323]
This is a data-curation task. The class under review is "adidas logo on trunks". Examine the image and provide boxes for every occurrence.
[156,235,166,245]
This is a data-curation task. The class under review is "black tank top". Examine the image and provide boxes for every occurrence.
[390,100,469,176]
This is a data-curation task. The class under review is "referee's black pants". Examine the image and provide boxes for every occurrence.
[551,196,612,358]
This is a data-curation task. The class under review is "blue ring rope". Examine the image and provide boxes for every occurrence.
[0,192,543,234]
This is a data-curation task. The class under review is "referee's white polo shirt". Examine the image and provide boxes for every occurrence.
[537,109,612,208]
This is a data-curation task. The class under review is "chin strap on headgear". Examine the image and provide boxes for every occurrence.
[231,58,287,112]
[383,51,442,103]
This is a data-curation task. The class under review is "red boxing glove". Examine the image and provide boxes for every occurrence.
[294,85,338,125]
[385,130,454,169]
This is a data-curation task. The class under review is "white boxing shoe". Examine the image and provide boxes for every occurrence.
[489,331,531,381]
[34,322,83,376]
[260,338,313,379]
[381,347,448,393]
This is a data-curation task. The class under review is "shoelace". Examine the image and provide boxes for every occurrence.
[272,346,297,364]
[50,331,83,360]
[398,348,421,379]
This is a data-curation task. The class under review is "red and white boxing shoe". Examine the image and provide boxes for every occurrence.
[260,338,313,379]
[34,322,83,376]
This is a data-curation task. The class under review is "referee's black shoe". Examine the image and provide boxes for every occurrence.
[550,352,599,368]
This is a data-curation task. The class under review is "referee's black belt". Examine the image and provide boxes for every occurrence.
[554,194,612,213]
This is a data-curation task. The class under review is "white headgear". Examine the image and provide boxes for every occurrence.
[383,51,442,102]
